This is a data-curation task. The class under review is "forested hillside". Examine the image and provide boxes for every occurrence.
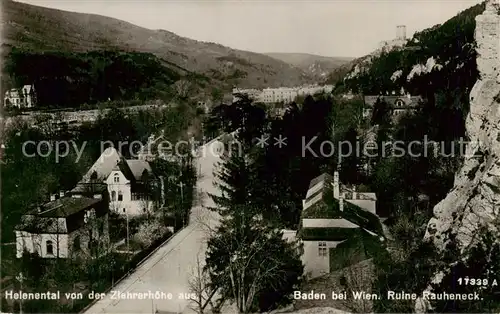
[2,0,312,90]
[3,48,195,108]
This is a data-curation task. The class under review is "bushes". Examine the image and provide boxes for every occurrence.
[133,218,169,249]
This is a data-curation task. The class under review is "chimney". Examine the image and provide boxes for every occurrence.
[333,171,340,198]
[50,194,56,201]
[352,186,357,200]
[339,194,344,212]
[59,191,65,198]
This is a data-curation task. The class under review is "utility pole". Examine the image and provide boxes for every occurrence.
[111,259,116,286]
[126,209,130,252]
[16,272,25,314]
[179,181,185,226]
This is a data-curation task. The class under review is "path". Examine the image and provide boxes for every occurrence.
[83,139,224,314]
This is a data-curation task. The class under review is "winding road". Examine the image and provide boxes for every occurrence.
[83,139,224,314]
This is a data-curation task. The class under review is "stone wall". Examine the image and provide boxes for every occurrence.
[3,104,168,129]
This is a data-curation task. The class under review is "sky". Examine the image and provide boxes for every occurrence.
[15,0,483,58]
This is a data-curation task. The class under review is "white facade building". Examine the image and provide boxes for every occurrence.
[232,85,334,105]
[71,147,163,216]
[4,84,37,108]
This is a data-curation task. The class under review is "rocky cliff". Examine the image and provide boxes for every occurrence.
[418,0,500,311]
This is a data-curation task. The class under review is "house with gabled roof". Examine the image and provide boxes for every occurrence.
[14,193,109,259]
[298,172,384,279]
[363,94,423,121]
[4,84,37,108]
[71,147,164,216]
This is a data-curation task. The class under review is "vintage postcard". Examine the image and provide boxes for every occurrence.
[1,0,499,313]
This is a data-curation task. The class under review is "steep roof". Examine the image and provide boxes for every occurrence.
[79,147,121,182]
[308,173,334,190]
[126,159,153,181]
[72,147,154,194]
[34,197,101,218]
[17,196,106,233]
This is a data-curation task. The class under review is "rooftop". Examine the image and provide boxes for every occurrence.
[308,173,334,190]
[364,95,423,108]
[29,197,101,218]
[126,159,153,181]
[78,147,121,183]
[301,173,383,235]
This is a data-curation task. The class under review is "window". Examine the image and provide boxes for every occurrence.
[46,240,54,255]
[395,99,404,107]
[111,191,116,201]
[73,236,80,251]
[114,173,120,183]
[318,242,327,257]
[118,191,123,201]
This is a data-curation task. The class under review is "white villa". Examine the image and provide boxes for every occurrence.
[363,93,423,120]
[15,193,109,259]
[288,172,384,279]
[71,147,164,216]
[4,84,37,108]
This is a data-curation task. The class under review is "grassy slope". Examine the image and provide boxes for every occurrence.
[2,0,313,89]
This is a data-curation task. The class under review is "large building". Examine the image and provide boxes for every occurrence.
[71,147,164,216]
[4,84,37,108]
[232,85,334,104]
[15,194,109,259]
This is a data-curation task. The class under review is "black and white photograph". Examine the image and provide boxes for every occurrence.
[1,0,499,313]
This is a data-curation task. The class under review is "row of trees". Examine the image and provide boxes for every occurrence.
[191,96,306,313]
